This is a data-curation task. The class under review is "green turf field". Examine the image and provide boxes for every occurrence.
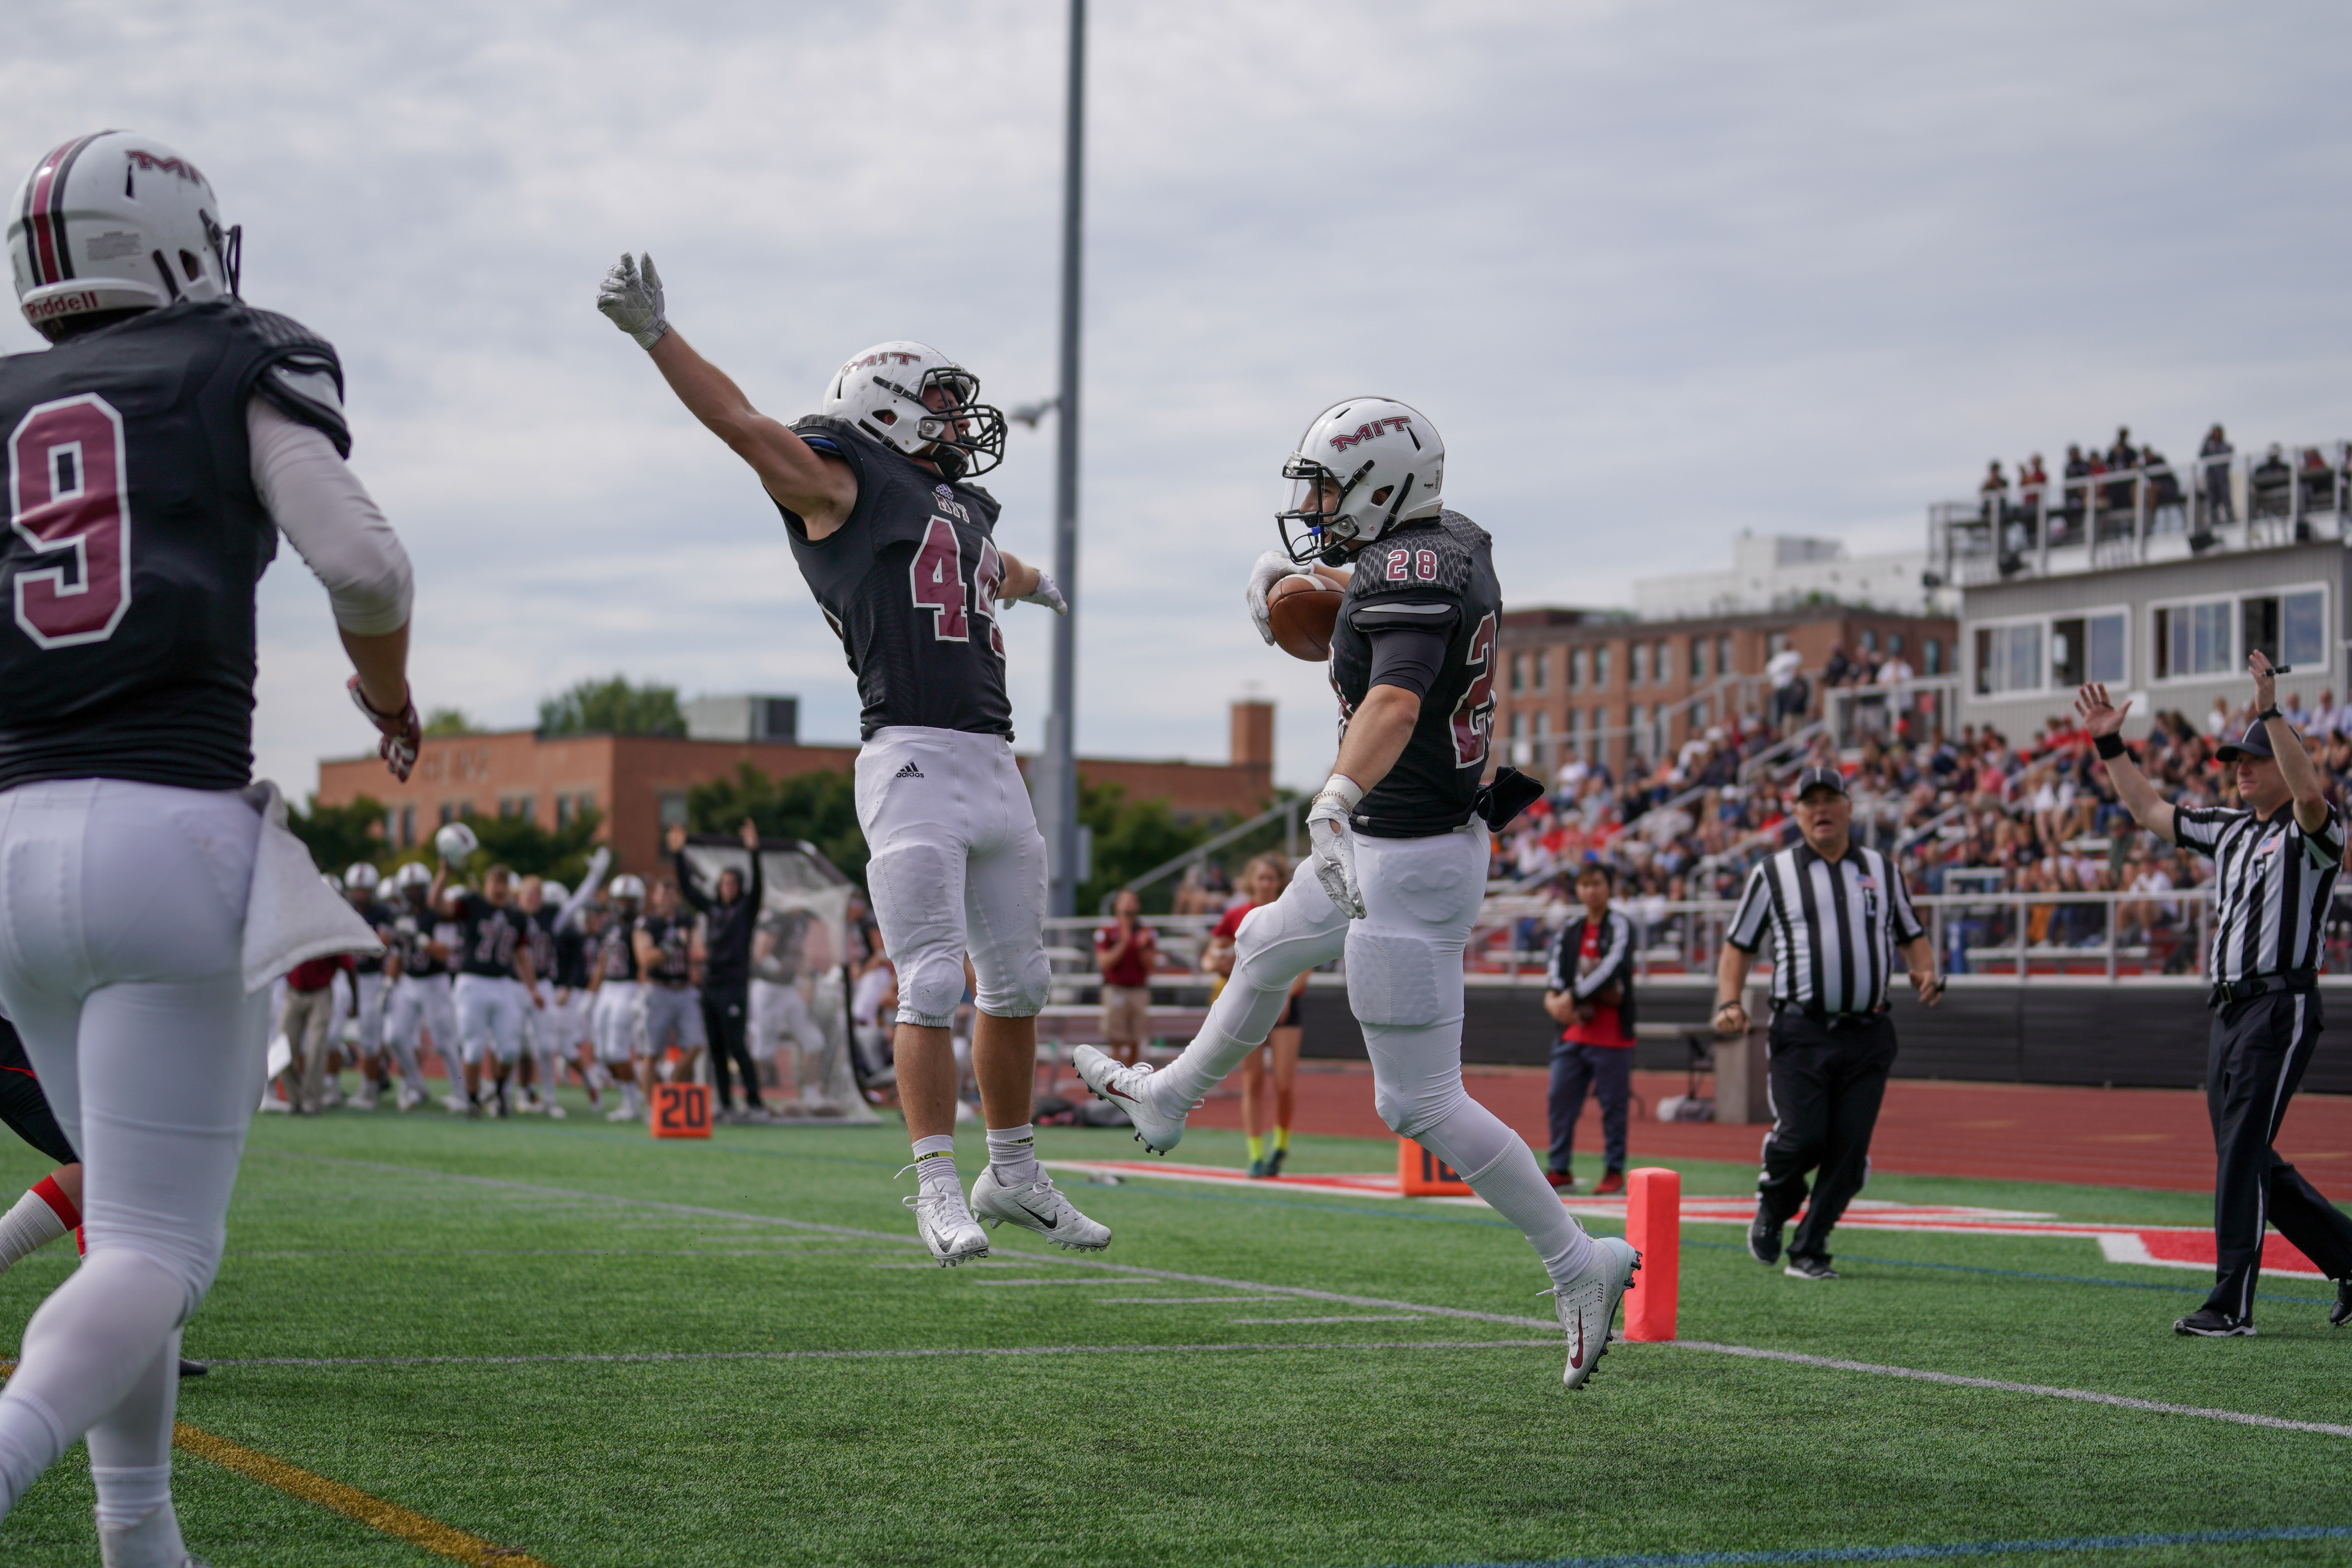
[0,1096,2345,1567]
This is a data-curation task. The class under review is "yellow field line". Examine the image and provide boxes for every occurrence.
[172,1420,552,1566]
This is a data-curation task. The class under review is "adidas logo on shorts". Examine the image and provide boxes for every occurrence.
[893,762,924,780]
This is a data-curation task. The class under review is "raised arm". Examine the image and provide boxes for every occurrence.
[596,254,857,537]
[2252,651,2331,834]
[2075,684,2177,844]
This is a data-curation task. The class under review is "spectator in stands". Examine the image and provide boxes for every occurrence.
[2201,425,2235,523]
[1202,853,1309,1178]
[2020,453,2048,493]
[2252,443,2293,518]
[1094,889,1159,1067]
[2311,690,2341,742]
[1544,862,1636,1195]
[1979,460,2005,525]
[1823,644,1853,688]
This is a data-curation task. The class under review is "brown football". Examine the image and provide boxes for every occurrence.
[1269,584,1343,662]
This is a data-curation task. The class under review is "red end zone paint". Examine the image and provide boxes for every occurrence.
[1623,1166,1678,1342]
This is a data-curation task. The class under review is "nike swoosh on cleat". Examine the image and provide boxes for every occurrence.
[1104,1085,1137,1102]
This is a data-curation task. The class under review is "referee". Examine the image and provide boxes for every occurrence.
[1714,766,1943,1279]
[2081,654,2352,1336]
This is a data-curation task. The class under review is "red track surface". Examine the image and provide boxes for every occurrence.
[1133,1061,2352,1193]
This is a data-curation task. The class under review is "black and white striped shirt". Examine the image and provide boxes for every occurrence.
[1726,844,1924,1016]
[2174,803,2343,984]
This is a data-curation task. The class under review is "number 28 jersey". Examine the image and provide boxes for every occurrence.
[1328,510,1502,837]
[777,416,1013,742]
[0,299,348,791]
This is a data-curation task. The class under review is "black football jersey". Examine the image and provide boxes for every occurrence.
[552,923,595,990]
[523,905,559,983]
[1328,510,1500,837]
[390,907,450,978]
[595,923,637,984]
[451,892,527,979]
[0,299,348,791]
[351,899,397,975]
[777,416,1013,741]
[636,912,694,984]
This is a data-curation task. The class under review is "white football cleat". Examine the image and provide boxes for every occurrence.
[901,1183,990,1267]
[1550,1235,1640,1391]
[1070,1044,1187,1154]
[395,1086,424,1111]
[97,1500,202,1567]
[970,1166,1111,1252]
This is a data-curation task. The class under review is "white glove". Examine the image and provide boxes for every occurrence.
[596,252,670,350]
[1246,550,1316,646]
[1306,774,1366,920]
[1013,569,1069,615]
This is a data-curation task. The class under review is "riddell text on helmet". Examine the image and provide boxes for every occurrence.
[23,290,101,321]
[1328,416,1411,451]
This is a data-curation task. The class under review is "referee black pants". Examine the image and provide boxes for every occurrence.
[1757,1010,1897,1263]
[2203,991,2352,1319]
[702,985,762,1111]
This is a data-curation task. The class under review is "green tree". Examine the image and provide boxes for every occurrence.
[1077,780,1227,914]
[537,675,686,737]
[462,806,608,884]
[287,794,387,876]
[686,762,866,883]
[422,708,479,736]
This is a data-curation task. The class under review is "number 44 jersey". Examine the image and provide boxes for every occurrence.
[0,299,347,791]
[777,415,1013,743]
[1328,509,1503,837]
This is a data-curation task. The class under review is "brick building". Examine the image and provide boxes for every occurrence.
[317,701,1280,875]
[1493,605,1957,776]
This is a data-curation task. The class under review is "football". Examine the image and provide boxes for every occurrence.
[1268,580,1343,662]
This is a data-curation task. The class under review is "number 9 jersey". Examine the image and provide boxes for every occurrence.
[777,415,1013,742]
[1327,509,1502,837]
[0,298,347,790]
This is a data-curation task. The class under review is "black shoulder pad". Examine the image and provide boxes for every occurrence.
[790,414,871,478]
[238,308,351,457]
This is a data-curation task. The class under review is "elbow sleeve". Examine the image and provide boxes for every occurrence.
[247,397,414,636]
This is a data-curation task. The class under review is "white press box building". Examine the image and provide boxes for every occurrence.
[1932,444,2350,739]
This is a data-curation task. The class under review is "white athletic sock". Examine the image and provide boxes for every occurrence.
[1416,1098,1594,1285]
[985,1125,1041,1186]
[96,1498,186,1568]
[90,1463,170,1529]
[0,1182,73,1274]
[910,1134,960,1197]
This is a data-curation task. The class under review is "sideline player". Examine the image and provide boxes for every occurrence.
[1075,400,1636,1386]
[0,131,417,1561]
[384,861,457,1110]
[342,863,399,1108]
[592,875,649,1121]
[431,839,543,1120]
[2080,662,2352,1334]
[634,879,706,1095]
[752,906,832,1111]
[598,255,1106,1262]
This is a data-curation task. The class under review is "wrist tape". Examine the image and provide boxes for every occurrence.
[2094,732,2126,760]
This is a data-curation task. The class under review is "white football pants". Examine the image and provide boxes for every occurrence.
[388,973,458,1085]
[0,778,272,1524]
[1149,826,1592,1284]
[855,727,1051,1028]
[592,981,642,1063]
[353,969,387,1055]
[454,973,529,1065]
[750,978,825,1064]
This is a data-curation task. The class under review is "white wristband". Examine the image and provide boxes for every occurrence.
[1319,774,1365,811]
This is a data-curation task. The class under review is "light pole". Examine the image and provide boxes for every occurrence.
[1039,0,1086,918]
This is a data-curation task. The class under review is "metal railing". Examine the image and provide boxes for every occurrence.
[1930,443,2352,587]
[1824,675,1961,749]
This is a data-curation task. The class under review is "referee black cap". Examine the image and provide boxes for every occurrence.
[2215,721,2276,763]
[1793,765,1849,800]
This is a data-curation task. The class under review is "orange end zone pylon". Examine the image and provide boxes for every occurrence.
[1623,1166,1679,1341]
[1397,1138,1473,1196]
[650,1082,711,1140]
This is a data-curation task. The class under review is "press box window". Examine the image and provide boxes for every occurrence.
[2155,602,2233,679]
[1973,622,2042,696]
[2050,613,2126,688]
[2241,591,2325,670]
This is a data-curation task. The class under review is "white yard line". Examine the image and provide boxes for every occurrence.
[205,1341,1560,1370]
[254,1150,2351,1441]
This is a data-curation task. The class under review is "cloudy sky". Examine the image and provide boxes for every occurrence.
[6,2,2350,794]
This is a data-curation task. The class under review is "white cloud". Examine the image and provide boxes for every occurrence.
[7,0,2350,795]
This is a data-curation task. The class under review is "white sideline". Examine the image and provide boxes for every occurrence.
[253,1150,2352,1441]
[204,1341,1561,1370]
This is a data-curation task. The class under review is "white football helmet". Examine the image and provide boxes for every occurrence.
[393,860,433,893]
[344,862,381,893]
[610,874,646,905]
[822,340,1006,480]
[7,131,240,341]
[539,880,569,906]
[434,821,480,864]
[321,872,344,895]
[1276,397,1445,564]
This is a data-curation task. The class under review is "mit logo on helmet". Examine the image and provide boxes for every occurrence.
[1276,397,1446,566]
